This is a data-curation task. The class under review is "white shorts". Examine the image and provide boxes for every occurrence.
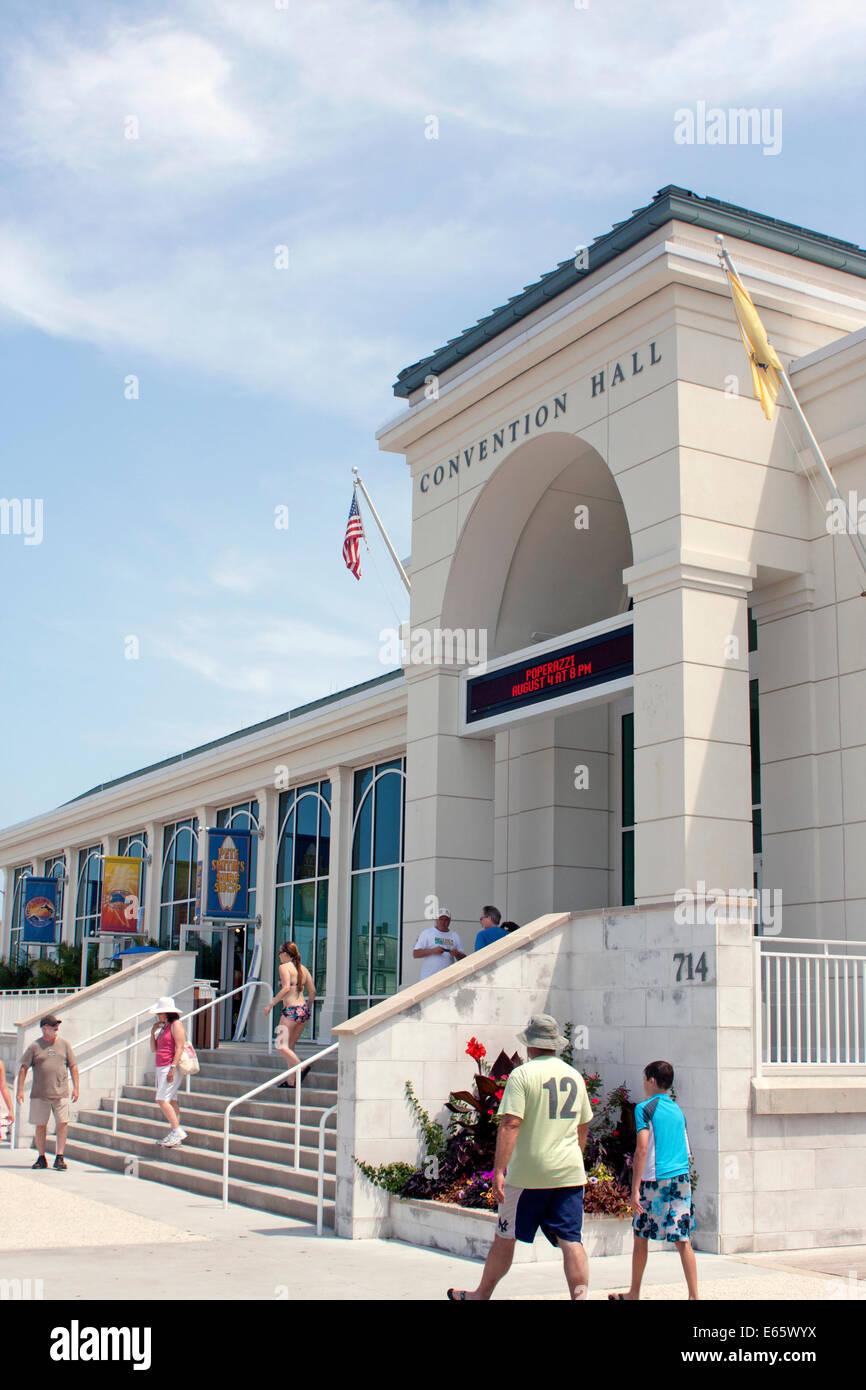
[155,1065,182,1102]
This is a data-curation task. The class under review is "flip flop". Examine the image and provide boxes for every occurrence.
[447,1289,467,1300]
[608,1293,629,1301]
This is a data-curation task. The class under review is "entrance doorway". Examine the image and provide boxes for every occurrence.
[182,922,260,1041]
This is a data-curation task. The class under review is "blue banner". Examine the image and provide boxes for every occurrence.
[204,829,252,920]
[22,876,60,944]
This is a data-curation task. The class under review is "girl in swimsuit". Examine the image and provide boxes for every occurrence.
[264,942,317,1087]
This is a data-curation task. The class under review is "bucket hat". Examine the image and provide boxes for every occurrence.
[517,1014,568,1051]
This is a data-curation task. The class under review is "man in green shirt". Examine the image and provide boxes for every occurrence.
[447,1014,593,1300]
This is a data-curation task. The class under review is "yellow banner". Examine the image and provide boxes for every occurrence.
[101,856,142,933]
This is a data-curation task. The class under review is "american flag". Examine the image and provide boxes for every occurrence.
[342,492,364,580]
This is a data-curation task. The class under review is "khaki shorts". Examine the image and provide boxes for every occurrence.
[30,1097,70,1126]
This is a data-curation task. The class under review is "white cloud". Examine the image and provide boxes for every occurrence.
[1,0,864,416]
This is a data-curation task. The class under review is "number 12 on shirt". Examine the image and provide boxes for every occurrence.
[542,1076,579,1119]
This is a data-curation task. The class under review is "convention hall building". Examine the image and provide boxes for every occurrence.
[2,185,865,1254]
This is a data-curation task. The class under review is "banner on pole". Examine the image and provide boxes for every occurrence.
[204,829,252,920]
[22,877,60,944]
[100,857,142,933]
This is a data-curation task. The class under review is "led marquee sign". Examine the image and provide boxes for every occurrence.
[465,624,633,726]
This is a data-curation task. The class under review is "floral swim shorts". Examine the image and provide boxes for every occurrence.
[632,1173,694,1243]
[281,1002,311,1024]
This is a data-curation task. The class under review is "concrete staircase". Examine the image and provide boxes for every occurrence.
[61,1043,338,1227]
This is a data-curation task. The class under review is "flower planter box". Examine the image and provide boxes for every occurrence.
[386,1196,634,1263]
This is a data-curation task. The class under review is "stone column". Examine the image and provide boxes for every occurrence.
[141,823,159,945]
[625,551,756,903]
[253,785,277,1043]
[60,848,75,946]
[402,663,495,983]
[320,765,352,1037]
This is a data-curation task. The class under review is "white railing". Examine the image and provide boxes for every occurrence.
[11,980,273,1150]
[222,1041,338,1235]
[0,988,77,1035]
[755,937,866,1072]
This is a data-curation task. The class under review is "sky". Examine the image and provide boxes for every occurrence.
[0,0,864,853]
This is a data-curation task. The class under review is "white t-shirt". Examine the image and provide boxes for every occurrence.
[414,926,465,979]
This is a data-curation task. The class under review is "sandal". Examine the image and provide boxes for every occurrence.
[447,1289,468,1300]
[608,1293,630,1300]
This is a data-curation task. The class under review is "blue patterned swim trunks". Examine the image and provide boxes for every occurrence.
[632,1172,694,1243]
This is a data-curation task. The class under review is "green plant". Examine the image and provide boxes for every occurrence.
[354,1159,416,1194]
[560,1021,575,1067]
[405,1080,445,1157]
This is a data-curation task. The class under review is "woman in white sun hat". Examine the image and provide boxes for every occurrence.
[149,997,187,1147]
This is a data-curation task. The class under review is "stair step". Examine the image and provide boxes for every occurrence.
[61,1138,334,1225]
[178,1063,338,1090]
[78,1109,336,1170]
[196,1047,337,1073]
[122,1086,335,1126]
[98,1098,336,1150]
[67,1123,336,1198]
[149,1074,337,1105]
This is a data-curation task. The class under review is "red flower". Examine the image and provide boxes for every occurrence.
[591,1097,599,1105]
[466,1037,486,1062]
[495,1089,504,1100]
[613,1129,620,1136]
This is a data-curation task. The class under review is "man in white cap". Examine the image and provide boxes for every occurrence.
[447,1014,593,1301]
[412,910,465,980]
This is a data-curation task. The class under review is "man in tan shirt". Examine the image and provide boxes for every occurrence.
[17,1015,79,1171]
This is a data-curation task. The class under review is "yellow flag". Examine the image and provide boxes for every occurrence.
[725,267,783,420]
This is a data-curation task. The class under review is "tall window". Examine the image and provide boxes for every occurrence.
[274,782,330,1037]
[117,832,148,931]
[621,713,635,907]
[215,801,259,920]
[75,846,104,946]
[160,819,199,950]
[44,854,67,947]
[9,863,34,967]
[349,758,405,1017]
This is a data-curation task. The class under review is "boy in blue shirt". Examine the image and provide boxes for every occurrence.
[609,1059,698,1301]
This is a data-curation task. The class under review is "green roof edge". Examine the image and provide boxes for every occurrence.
[393,184,866,398]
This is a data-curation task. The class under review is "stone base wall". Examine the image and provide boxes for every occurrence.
[334,905,866,1253]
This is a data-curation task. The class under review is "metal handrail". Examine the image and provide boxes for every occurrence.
[11,979,274,1150]
[63,983,200,1056]
[221,1041,338,1212]
[316,1105,337,1237]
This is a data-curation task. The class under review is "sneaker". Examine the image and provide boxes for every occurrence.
[31,1154,47,1170]
[53,1155,67,1170]
[162,1130,183,1147]
[175,1128,188,1141]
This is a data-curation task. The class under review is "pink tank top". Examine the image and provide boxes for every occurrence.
[155,1023,175,1066]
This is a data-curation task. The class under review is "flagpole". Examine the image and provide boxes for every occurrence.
[352,468,411,594]
[716,236,866,592]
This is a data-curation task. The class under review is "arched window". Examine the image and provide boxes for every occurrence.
[274,783,330,1036]
[349,758,405,1017]
[159,819,199,950]
[74,846,104,946]
[9,863,34,968]
[44,854,67,945]
[117,832,148,933]
[215,801,259,921]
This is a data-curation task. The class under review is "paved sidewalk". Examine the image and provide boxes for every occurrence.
[0,1148,861,1301]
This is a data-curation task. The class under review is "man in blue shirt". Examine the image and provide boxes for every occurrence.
[474,906,508,951]
[609,1059,698,1301]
